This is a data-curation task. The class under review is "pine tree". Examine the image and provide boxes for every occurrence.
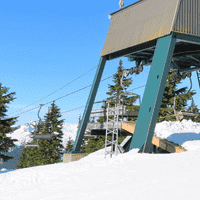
[65,136,74,152]
[16,146,39,168]
[97,59,140,123]
[157,70,196,122]
[83,135,127,154]
[0,83,18,164]
[184,98,200,122]
[84,60,139,154]
[16,101,64,169]
[42,101,64,164]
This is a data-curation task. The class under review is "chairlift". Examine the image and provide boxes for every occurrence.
[24,104,53,148]
[24,143,40,148]
[23,134,39,148]
[119,69,141,122]
[173,73,199,121]
[120,68,142,105]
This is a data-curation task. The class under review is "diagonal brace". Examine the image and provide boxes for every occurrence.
[70,56,107,153]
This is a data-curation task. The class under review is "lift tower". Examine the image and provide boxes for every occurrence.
[67,0,200,160]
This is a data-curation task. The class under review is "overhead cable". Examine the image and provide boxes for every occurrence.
[10,75,113,118]
[9,83,145,119]
[9,65,98,115]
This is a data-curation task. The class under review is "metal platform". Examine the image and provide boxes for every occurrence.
[90,106,139,118]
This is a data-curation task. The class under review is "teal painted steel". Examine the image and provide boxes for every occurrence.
[70,56,107,153]
[128,57,135,62]
[196,70,200,88]
[129,34,177,153]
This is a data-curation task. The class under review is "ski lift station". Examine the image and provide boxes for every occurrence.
[64,0,200,162]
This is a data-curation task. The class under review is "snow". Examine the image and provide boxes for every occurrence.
[1,119,200,200]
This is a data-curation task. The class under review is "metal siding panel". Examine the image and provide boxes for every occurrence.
[196,0,198,35]
[180,0,183,32]
[194,0,195,34]
[191,0,193,34]
[193,0,197,35]
[173,7,178,31]
[191,0,195,35]
[185,0,187,33]
[198,0,200,35]
[178,1,182,31]
[186,0,188,33]
[183,0,186,33]
[197,0,200,35]
[188,0,190,33]
[173,0,182,32]
[100,0,180,57]
[173,0,200,36]
[182,0,184,32]
[187,0,188,33]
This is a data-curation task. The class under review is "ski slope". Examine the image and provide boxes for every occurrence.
[0,119,200,200]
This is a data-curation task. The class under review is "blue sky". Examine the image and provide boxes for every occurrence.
[1,0,199,126]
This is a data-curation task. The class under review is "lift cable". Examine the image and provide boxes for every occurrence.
[9,65,98,116]
[128,85,146,92]
[6,82,146,120]
[8,75,113,118]
[61,84,145,114]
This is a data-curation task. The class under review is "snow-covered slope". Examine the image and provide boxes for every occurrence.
[0,120,200,200]
[0,119,200,200]
[0,121,78,170]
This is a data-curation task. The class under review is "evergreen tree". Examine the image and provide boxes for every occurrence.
[17,146,39,168]
[184,98,200,122]
[84,59,139,154]
[97,59,140,123]
[16,101,64,169]
[157,70,196,122]
[65,136,74,152]
[0,83,18,164]
[84,135,127,154]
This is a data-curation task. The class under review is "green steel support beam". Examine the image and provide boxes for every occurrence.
[196,70,200,89]
[70,56,107,153]
[129,34,177,153]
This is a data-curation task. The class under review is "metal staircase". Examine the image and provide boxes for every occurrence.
[105,101,119,158]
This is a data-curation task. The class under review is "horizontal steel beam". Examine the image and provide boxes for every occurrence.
[170,61,200,72]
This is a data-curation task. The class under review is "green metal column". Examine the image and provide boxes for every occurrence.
[129,34,177,153]
[70,56,107,153]
[196,70,200,88]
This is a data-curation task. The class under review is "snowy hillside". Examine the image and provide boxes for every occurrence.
[0,119,200,200]
[7,120,78,148]
[0,121,78,170]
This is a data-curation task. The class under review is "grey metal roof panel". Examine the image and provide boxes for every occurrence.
[108,0,145,19]
[100,0,180,57]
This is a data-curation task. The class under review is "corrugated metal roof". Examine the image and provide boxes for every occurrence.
[100,0,181,57]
